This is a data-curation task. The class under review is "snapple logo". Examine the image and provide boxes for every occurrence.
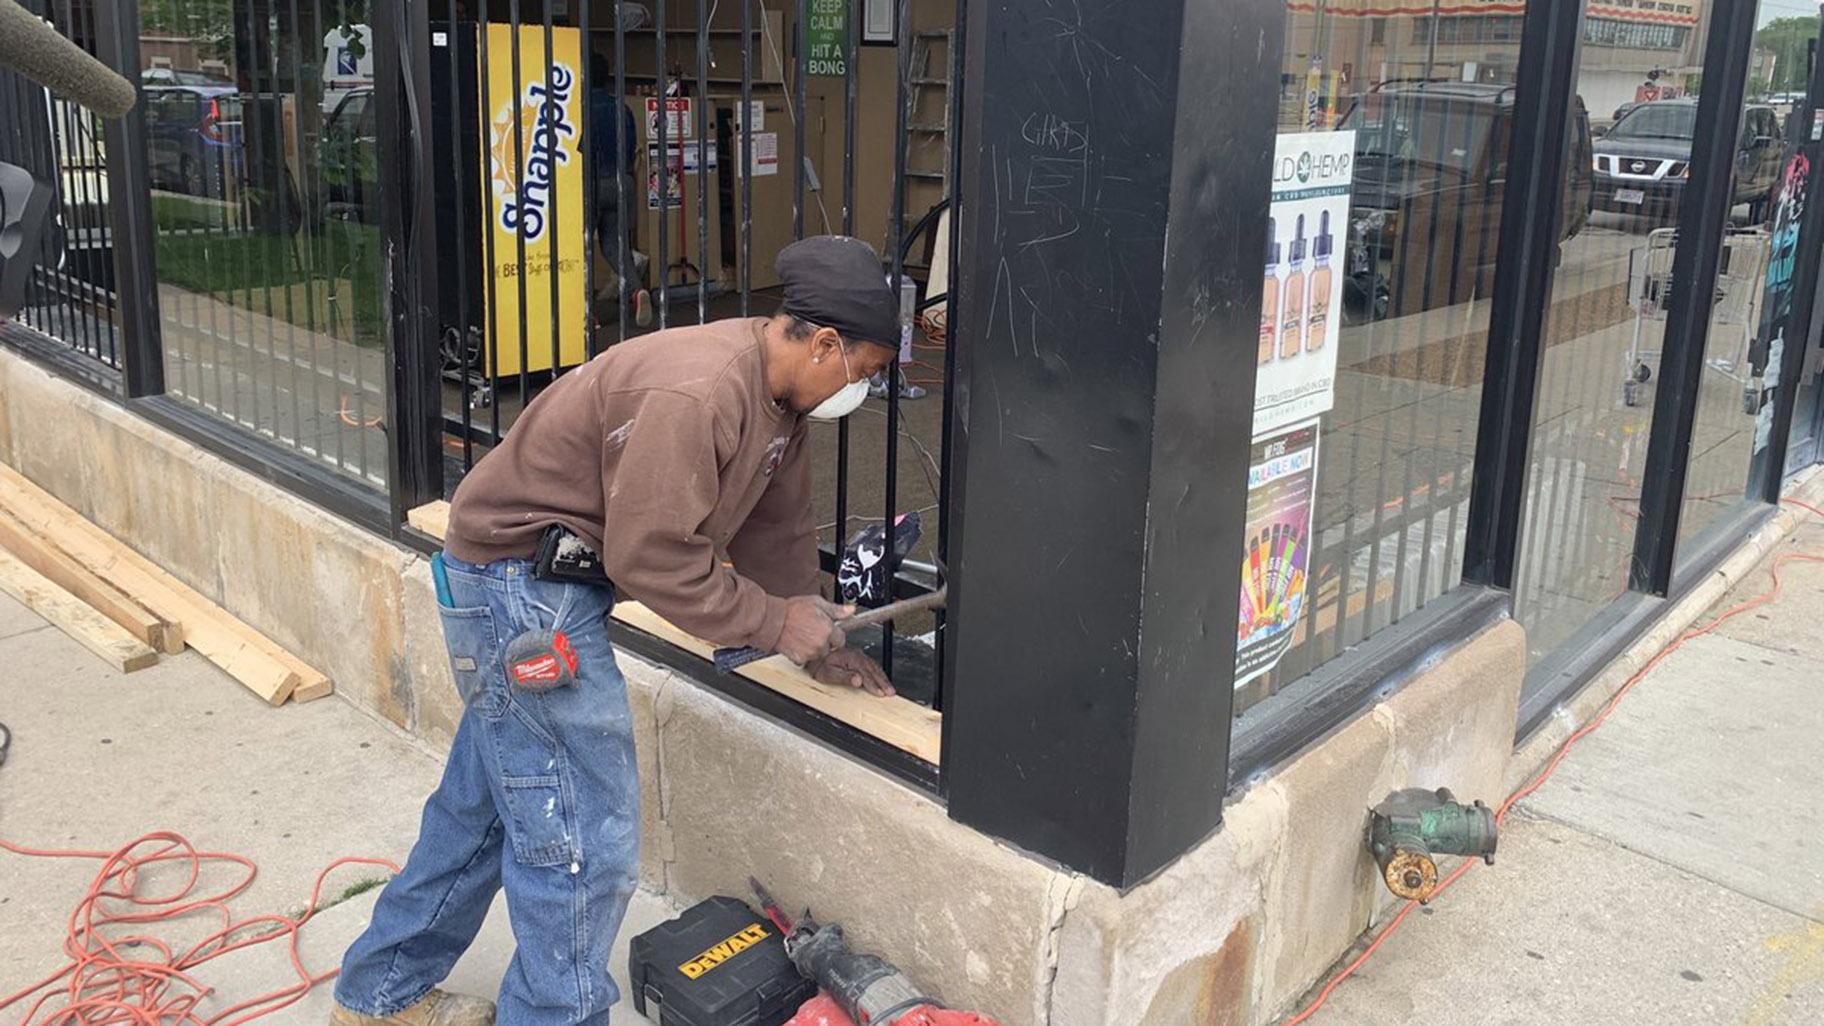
[1274,148,1351,186]
[489,63,578,242]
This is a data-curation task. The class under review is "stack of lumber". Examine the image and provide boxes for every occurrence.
[0,464,332,704]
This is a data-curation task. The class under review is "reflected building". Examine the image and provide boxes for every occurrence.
[1280,0,1707,130]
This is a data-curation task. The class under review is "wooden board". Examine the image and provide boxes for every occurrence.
[613,601,943,764]
[290,676,336,703]
[0,506,179,653]
[0,547,158,673]
[407,501,937,761]
[0,467,316,705]
[407,500,451,540]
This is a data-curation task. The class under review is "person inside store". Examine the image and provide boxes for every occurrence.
[589,49,652,328]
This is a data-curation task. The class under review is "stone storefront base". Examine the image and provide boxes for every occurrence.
[2,346,1533,1024]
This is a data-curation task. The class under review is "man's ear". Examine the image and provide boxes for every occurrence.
[811,326,845,362]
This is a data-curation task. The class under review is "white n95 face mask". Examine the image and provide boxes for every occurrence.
[808,378,868,420]
[807,345,868,420]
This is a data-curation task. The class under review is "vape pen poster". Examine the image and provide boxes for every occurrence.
[1256,131,1354,437]
[1236,420,1319,690]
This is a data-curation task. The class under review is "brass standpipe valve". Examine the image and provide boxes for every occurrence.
[1367,787,1498,902]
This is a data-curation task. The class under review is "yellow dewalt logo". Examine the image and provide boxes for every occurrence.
[677,923,770,980]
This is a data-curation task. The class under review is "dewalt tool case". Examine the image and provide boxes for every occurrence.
[629,896,816,1026]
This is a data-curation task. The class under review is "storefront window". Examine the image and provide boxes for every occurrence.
[1237,1,1527,712]
[1677,7,1816,547]
[141,1,390,488]
[1511,0,1707,663]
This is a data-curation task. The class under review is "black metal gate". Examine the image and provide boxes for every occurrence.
[388,0,966,710]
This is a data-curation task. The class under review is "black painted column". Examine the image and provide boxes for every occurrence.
[93,0,164,398]
[374,0,444,523]
[942,0,1284,886]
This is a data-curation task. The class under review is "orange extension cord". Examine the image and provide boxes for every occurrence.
[0,832,399,1025]
[1285,496,1824,1025]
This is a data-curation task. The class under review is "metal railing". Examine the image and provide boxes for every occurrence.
[421,0,963,708]
[0,0,120,371]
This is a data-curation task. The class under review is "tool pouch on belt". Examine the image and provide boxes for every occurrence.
[534,525,613,585]
[503,629,579,693]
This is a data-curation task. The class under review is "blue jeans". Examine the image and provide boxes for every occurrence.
[336,554,639,1024]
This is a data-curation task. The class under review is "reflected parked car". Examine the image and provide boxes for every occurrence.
[1592,99,1783,222]
[141,67,233,88]
[145,80,303,235]
[321,86,379,223]
[143,82,241,199]
[1339,81,1593,320]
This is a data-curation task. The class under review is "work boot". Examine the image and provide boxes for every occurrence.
[329,990,495,1026]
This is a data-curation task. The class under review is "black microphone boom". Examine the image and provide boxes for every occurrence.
[0,0,135,118]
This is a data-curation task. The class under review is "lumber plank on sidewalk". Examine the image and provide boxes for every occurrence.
[290,675,335,703]
[0,467,313,704]
[0,507,181,653]
[0,548,158,672]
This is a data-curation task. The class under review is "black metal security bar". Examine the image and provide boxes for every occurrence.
[91,0,161,397]
[0,0,120,372]
[410,0,963,716]
[933,0,964,741]
[879,0,911,678]
[832,0,855,611]
[379,0,444,519]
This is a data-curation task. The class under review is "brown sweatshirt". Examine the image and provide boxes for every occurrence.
[445,318,820,651]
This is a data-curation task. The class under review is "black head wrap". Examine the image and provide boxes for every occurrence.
[776,236,899,349]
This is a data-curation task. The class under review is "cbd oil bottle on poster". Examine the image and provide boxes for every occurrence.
[1280,214,1307,360]
[1306,210,1333,352]
[1260,217,1281,366]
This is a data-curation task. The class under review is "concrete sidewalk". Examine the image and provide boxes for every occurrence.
[1286,517,1824,1026]
[0,596,674,1023]
[6,517,1824,1026]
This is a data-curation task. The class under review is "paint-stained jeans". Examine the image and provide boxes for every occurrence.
[336,553,639,1025]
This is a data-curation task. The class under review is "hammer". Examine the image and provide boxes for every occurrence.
[711,585,948,674]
